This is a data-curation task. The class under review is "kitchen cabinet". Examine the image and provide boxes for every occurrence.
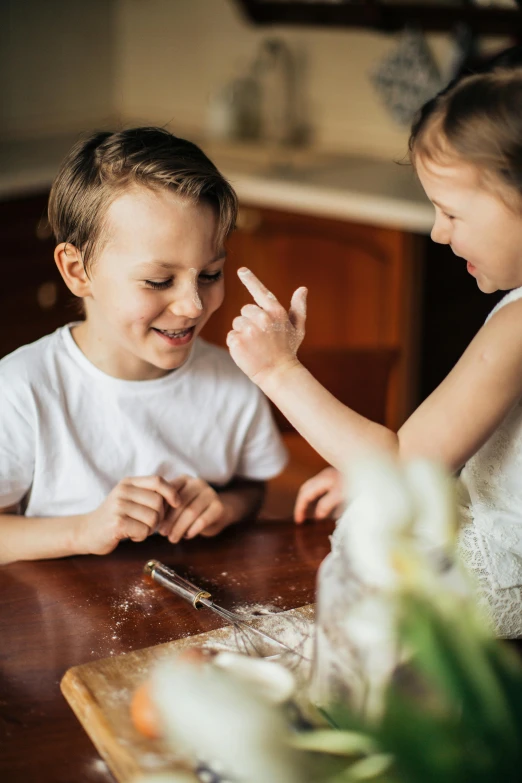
[200,203,423,511]
[234,0,522,35]
[0,192,78,359]
[202,203,423,432]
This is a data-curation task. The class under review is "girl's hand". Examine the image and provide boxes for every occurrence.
[158,475,228,543]
[226,267,308,384]
[81,476,180,555]
[294,467,345,524]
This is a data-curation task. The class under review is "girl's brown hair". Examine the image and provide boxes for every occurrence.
[48,127,238,271]
[409,69,522,208]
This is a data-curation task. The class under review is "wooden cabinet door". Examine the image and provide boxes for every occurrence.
[0,193,78,359]
[202,204,422,430]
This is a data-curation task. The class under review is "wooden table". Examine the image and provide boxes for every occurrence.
[0,518,334,783]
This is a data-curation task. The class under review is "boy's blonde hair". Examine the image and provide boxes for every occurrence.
[409,69,522,210]
[48,128,238,271]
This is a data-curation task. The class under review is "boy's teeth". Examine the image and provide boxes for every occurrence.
[159,327,190,337]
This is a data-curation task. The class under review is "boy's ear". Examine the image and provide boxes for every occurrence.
[54,243,92,298]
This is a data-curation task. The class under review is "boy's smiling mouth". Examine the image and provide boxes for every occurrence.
[152,326,196,346]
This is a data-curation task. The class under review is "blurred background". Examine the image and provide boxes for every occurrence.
[1,0,520,507]
[4,0,517,157]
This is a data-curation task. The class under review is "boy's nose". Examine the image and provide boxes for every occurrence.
[167,283,203,319]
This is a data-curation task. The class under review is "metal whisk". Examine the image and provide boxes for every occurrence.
[144,559,310,662]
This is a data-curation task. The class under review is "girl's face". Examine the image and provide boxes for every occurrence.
[80,187,225,380]
[416,155,522,294]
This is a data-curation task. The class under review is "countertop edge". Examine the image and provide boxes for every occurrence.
[0,164,433,235]
[227,172,433,234]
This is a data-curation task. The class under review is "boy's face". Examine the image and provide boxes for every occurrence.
[82,187,225,379]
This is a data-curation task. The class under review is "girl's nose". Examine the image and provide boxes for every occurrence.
[431,214,450,245]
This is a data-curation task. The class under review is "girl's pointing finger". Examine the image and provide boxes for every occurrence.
[237,267,280,309]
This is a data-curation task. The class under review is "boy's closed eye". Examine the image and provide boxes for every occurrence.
[145,278,173,290]
[197,270,224,285]
[143,270,224,290]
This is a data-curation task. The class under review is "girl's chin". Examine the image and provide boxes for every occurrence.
[467,261,497,292]
[476,278,499,294]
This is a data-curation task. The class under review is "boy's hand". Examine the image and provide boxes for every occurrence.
[294,467,345,524]
[80,476,180,555]
[226,267,308,384]
[158,475,228,543]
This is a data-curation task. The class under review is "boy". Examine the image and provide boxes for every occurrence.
[0,128,286,564]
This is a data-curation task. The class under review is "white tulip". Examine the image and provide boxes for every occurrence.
[342,594,399,718]
[213,652,296,704]
[343,456,416,590]
[151,659,301,783]
[135,774,196,783]
[312,454,466,717]
[405,459,458,551]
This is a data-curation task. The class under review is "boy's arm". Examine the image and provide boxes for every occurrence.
[158,476,266,543]
[0,507,87,564]
[214,477,266,530]
[0,476,180,565]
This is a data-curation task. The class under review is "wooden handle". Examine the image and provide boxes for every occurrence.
[144,560,211,609]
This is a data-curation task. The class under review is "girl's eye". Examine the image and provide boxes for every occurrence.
[443,211,455,220]
[144,279,172,290]
[199,270,223,285]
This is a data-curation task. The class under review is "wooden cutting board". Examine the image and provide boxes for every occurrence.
[61,604,315,783]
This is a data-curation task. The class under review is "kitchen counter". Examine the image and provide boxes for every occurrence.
[0,133,434,233]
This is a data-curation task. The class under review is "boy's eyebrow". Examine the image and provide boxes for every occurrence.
[136,252,227,273]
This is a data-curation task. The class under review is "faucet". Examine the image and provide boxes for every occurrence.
[254,37,308,147]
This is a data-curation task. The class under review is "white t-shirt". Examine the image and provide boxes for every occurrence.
[0,326,287,517]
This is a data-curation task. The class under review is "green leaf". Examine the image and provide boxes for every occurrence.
[369,594,522,783]
[379,687,469,783]
[398,594,519,752]
[289,729,377,756]
[344,754,394,780]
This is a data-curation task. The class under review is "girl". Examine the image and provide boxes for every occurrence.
[226,69,522,638]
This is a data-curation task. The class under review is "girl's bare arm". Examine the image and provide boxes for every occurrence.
[227,269,522,474]
[398,298,522,470]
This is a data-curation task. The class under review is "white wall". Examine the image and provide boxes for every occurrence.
[1,0,507,161]
[1,0,117,139]
[114,0,458,160]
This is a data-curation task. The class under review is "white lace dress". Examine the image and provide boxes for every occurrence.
[458,285,522,638]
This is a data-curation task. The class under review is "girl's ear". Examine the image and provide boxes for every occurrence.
[54,243,92,298]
